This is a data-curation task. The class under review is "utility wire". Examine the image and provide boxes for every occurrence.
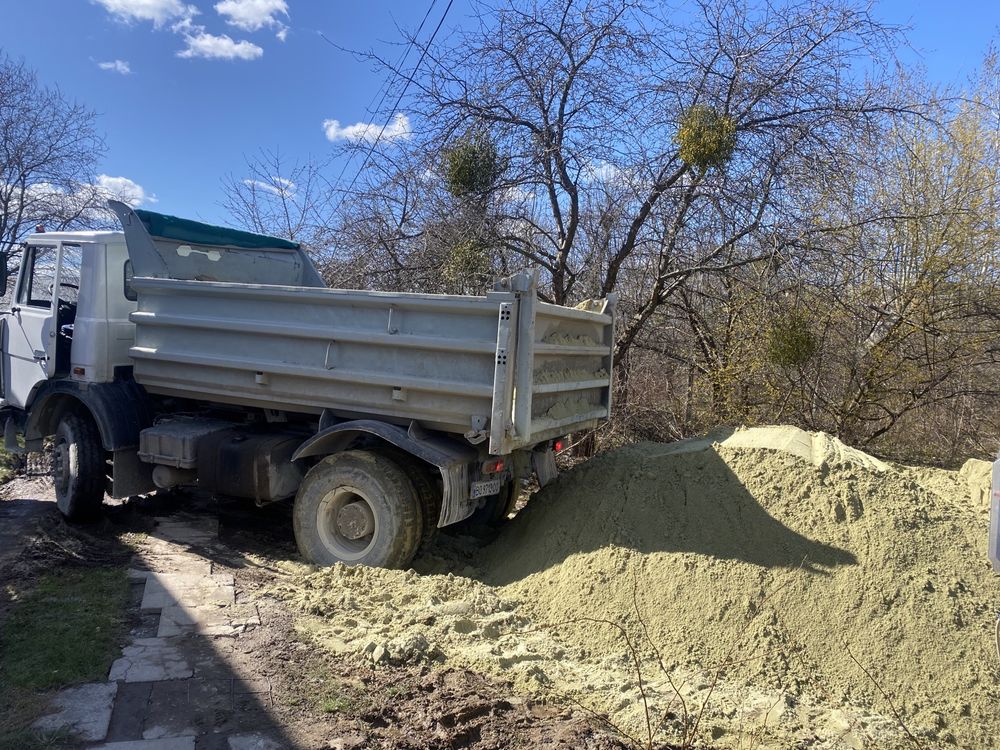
[319,0,439,194]
[329,0,456,219]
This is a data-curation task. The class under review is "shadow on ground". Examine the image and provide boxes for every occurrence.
[0,483,304,749]
[3,483,635,749]
[480,443,857,586]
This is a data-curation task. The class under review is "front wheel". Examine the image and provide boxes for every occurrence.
[293,450,422,568]
[52,413,107,521]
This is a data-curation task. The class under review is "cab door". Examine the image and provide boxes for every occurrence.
[2,243,67,408]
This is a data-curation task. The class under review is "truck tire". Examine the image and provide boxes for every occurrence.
[450,480,518,539]
[293,450,422,568]
[52,412,107,522]
[371,445,440,551]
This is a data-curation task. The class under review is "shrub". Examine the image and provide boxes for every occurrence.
[443,132,504,197]
[676,104,737,172]
[767,312,818,368]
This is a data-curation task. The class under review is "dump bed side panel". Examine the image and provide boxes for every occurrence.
[129,277,509,435]
[489,278,616,454]
[109,200,325,287]
[526,300,615,443]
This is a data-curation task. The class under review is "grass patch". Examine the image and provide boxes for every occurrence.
[0,447,18,484]
[0,568,129,748]
[319,691,355,714]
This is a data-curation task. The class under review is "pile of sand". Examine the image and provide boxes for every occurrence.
[276,426,1000,749]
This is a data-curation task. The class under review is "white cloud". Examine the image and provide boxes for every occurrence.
[323,113,412,144]
[582,160,623,183]
[275,26,288,42]
[98,59,132,75]
[13,176,154,226]
[242,176,295,198]
[96,174,156,206]
[177,31,263,60]
[500,185,535,203]
[93,0,262,62]
[215,0,287,31]
[92,0,197,27]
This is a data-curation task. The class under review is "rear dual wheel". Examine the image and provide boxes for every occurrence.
[292,450,423,569]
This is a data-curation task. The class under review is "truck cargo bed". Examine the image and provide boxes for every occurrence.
[112,203,616,455]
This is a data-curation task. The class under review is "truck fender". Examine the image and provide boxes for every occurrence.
[25,378,153,452]
[293,419,480,527]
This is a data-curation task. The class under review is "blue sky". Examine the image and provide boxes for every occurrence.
[0,0,997,226]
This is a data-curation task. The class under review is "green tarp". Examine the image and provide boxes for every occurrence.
[134,209,300,251]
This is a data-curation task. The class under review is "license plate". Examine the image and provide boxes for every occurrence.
[470,477,501,499]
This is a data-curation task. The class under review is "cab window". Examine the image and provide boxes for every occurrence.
[57,245,82,304]
[17,244,82,307]
[19,246,56,307]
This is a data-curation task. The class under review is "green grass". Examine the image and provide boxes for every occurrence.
[0,568,129,748]
[0,447,18,484]
[319,692,355,714]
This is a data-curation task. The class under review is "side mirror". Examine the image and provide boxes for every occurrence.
[0,251,8,298]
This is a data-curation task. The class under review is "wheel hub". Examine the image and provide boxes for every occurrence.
[336,500,375,540]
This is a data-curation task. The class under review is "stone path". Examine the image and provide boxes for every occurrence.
[34,514,292,749]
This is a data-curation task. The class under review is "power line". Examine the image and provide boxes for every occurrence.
[330,0,456,219]
[320,0,439,194]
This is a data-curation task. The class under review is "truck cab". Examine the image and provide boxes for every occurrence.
[2,231,136,406]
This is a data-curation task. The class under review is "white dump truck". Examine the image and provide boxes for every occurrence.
[0,201,615,567]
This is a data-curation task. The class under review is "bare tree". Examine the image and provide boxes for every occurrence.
[220,149,337,249]
[0,53,106,259]
[335,0,919,365]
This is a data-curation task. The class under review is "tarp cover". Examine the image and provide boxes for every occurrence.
[134,209,300,251]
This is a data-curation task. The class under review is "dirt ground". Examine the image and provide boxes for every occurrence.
[0,475,636,750]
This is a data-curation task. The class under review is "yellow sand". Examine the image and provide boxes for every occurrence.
[276,426,1000,749]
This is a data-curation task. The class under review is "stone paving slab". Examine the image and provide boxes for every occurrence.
[109,638,194,682]
[90,517,291,748]
[226,733,284,750]
[143,573,235,591]
[141,574,236,611]
[152,518,219,546]
[157,603,261,638]
[132,555,212,577]
[138,677,275,741]
[142,681,199,740]
[105,682,154,742]
[32,681,117,741]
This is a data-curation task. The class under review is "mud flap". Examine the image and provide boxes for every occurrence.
[532,448,558,487]
[111,448,155,499]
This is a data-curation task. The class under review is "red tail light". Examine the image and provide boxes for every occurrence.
[481,458,505,474]
[553,438,565,452]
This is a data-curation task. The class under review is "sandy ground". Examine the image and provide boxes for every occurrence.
[279,427,1000,750]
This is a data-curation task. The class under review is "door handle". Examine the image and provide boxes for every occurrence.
[32,350,47,361]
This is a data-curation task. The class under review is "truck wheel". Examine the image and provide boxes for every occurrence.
[371,446,440,551]
[450,480,518,539]
[52,413,107,522]
[293,451,421,568]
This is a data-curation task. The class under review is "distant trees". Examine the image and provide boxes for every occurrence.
[627,69,1000,462]
[324,0,917,359]
[0,54,106,259]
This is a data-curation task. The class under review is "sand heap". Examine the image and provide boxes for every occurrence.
[277,426,1000,749]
